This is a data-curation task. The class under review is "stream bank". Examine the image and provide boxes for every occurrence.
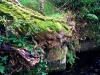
[48,49,100,75]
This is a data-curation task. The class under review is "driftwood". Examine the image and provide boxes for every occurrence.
[0,44,44,74]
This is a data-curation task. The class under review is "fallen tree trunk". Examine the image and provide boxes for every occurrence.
[0,0,99,74]
[0,1,72,74]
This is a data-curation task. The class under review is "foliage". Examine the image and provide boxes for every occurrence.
[52,0,100,42]
[0,34,35,57]
[0,15,49,74]
[0,16,6,25]
[47,0,71,7]
[2,0,100,74]
[0,20,35,56]
[19,0,40,11]
[0,1,69,34]
[47,0,100,20]
[19,0,60,16]
[67,42,77,65]
[87,14,98,21]
[36,56,49,75]
[0,63,4,74]
[0,56,10,75]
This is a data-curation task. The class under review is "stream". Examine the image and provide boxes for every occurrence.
[48,49,100,75]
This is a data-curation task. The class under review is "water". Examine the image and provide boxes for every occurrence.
[48,50,100,75]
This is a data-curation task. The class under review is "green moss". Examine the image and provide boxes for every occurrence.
[46,47,66,62]
[33,19,66,33]
[0,1,70,34]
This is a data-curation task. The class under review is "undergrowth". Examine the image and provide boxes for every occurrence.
[0,16,49,75]
[19,0,65,17]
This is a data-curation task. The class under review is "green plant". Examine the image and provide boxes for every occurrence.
[19,0,40,11]
[0,63,4,74]
[36,56,49,75]
[0,56,9,75]
[67,42,77,65]
[19,0,61,16]
[0,15,49,74]
[16,52,49,75]
[87,14,98,21]
[0,16,6,26]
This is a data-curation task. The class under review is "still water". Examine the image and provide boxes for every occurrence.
[48,50,100,75]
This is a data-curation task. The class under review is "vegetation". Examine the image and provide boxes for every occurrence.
[0,1,69,75]
[0,0,100,75]
[19,0,65,17]
[18,0,100,42]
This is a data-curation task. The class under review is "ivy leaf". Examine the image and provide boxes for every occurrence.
[12,38,17,43]
[37,68,41,72]
[37,49,42,53]
[18,43,22,47]
[9,37,17,43]
[40,59,43,63]
[1,56,7,64]
[28,47,33,51]
[0,66,4,74]
[0,63,5,74]
[30,51,34,56]
[22,42,26,46]
[42,72,47,75]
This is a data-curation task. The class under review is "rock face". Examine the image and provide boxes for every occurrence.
[76,41,98,52]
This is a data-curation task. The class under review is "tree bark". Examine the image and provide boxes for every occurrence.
[38,0,45,15]
[13,0,21,6]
